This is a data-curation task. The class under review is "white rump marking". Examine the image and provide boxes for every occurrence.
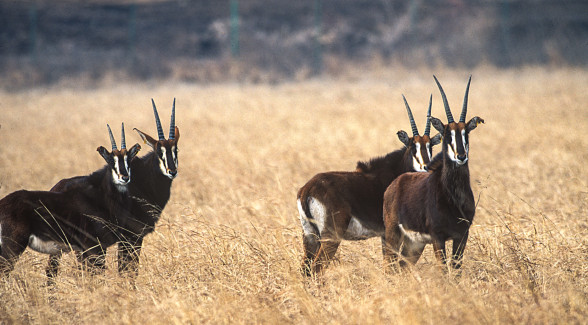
[399,224,432,244]
[297,197,326,236]
[28,235,78,255]
[344,217,383,240]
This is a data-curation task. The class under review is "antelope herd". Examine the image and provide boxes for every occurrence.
[0,76,483,283]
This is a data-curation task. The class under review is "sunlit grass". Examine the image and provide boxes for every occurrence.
[1,66,587,323]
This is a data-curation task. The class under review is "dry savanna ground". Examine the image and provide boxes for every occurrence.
[0,66,587,324]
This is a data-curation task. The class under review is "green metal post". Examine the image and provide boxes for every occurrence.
[313,0,323,75]
[230,0,240,57]
[29,3,38,61]
[128,4,137,62]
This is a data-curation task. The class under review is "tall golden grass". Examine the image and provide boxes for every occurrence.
[0,66,587,324]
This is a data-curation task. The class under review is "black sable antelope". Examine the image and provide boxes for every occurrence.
[382,76,484,272]
[50,99,179,277]
[0,124,141,277]
[297,96,441,275]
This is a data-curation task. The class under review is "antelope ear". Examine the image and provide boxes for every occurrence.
[173,126,180,143]
[431,116,445,133]
[397,130,410,147]
[133,128,157,150]
[128,143,141,160]
[97,146,112,164]
[430,133,442,146]
[466,116,484,132]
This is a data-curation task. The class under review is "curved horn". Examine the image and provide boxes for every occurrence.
[152,98,165,141]
[169,98,176,140]
[424,94,432,136]
[107,124,117,151]
[433,75,454,123]
[459,75,472,123]
[402,94,419,137]
[120,122,126,150]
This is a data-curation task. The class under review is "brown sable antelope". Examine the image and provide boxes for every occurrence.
[0,124,141,277]
[382,76,484,272]
[50,99,179,278]
[297,96,441,276]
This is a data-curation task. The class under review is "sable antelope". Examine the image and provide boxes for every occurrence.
[0,125,141,276]
[382,76,484,272]
[297,97,441,275]
[50,99,179,277]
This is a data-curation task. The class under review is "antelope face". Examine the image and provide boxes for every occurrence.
[98,144,142,187]
[99,123,141,190]
[134,98,180,180]
[155,130,180,179]
[398,94,441,172]
[398,131,442,172]
[134,127,180,180]
[432,75,484,167]
[431,118,484,166]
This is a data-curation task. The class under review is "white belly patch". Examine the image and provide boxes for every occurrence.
[399,224,432,244]
[297,197,326,235]
[28,235,78,255]
[344,217,382,240]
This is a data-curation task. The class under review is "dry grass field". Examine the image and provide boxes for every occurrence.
[0,66,587,324]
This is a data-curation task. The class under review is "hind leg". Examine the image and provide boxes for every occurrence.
[45,253,62,284]
[301,233,320,276]
[310,239,341,275]
[401,241,426,266]
[77,247,107,275]
[0,227,30,276]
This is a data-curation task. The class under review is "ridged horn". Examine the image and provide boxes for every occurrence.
[152,98,165,141]
[169,98,176,140]
[120,122,126,150]
[402,94,419,137]
[107,124,117,151]
[459,75,472,123]
[424,94,432,136]
[433,75,455,123]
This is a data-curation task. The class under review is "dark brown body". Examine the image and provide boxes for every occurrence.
[382,152,476,270]
[45,100,179,279]
[0,166,134,275]
[382,75,483,272]
[298,140,436,275]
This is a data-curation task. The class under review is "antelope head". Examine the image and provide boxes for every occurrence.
[134,98,180,179]
[98,123,141,188]
[430,76,484,166]
[397,94,442,172]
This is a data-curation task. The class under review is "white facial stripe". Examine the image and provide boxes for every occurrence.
[412,143,426,172]
[426,142,431,161]
[461,129,468,154]
[159,147,168,174]
[172,146,178,167]
[448,130,458,162]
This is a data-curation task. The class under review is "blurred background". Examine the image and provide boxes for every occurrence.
[1,0,587,89]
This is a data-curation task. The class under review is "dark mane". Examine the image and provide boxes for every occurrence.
[425,152,444,172]
[355,148,407,174]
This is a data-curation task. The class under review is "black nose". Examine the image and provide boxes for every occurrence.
[457,154,467,161]
[170,170,177,177]
[122,175,129,182]
[424,165,428,171]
